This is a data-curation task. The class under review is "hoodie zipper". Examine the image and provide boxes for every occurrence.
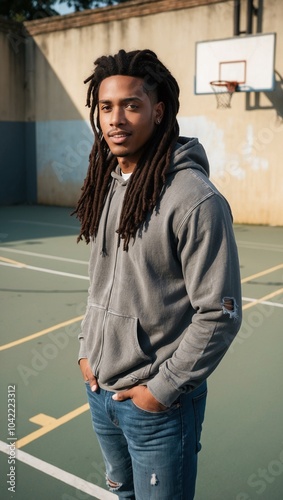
[95,180,125,375]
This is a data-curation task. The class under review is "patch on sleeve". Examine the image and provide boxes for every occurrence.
[221,297,239,321]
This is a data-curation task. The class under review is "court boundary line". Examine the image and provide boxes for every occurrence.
[242,288,283,311]
[11,219,79,230]
[242,296,283,308]
[0,293,280,353]
[0,440,116,499]
[237,240,283,252]
[0,315,84,351]
[241,263,283,283]
[0,259,89,281]
[0,247,88,265]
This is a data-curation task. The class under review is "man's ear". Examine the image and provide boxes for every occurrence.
[155,101,165,124]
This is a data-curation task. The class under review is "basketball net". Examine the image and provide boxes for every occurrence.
[210,81,238,109]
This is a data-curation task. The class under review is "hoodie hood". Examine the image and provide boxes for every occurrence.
[110,137,209,184]
[169,137,210,178]
[111,137,210,183]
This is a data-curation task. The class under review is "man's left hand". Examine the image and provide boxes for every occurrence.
[112,385,167,412]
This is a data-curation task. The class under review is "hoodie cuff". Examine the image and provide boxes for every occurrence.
[78,339,87,363]
[147,371,182,408]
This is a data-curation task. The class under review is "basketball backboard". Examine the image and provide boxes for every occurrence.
[195,33,276,94]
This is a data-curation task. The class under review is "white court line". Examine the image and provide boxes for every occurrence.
[242,296,283,308]
[1,259,282,303]
[237,241,283,252]
[0,440,116,499]
[11,219,79,230]
[0,261,89,280]
[0,247,88,265]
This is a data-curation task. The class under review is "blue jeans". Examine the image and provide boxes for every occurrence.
[85,382,207,500]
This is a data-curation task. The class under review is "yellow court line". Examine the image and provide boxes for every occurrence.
[241,263,283,284]
[243,287,283,310]
[0,316,84,351]
[16,403,89,449]
[0,255,26,267]
[29,414,57,426]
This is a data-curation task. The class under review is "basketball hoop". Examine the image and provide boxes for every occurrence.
[210,80,238,109]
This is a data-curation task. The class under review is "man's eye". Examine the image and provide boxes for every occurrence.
[101,105,111,111]
[126,104,138,110]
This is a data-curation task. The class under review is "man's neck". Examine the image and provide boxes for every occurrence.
[118,157,136,174]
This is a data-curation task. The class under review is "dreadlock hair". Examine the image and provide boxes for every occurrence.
[73,49,180,250]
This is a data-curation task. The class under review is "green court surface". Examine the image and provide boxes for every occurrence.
[0,205,283,500]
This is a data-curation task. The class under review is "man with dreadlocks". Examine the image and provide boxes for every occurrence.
[74,49,242,499]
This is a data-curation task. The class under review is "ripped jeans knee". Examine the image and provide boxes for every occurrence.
[106,475,123,492]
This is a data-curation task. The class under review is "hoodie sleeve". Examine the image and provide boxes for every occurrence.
[147,193,242,407]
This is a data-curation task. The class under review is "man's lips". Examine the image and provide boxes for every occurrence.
[108,131,131,144]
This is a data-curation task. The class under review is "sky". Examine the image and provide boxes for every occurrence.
[53,1,119,15]
[53,1,75,15]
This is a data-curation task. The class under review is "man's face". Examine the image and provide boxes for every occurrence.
[98,75,164,172]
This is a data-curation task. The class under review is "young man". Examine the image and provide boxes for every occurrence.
[74,49,242,499]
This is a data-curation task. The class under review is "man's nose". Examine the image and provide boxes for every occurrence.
[110,107,126,127]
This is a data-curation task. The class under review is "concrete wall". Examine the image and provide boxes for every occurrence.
[2,0,283,226]
[0,20,35,204]
[0,19,37,204]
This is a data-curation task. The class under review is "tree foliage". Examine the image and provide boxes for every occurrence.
[0,0,131,22]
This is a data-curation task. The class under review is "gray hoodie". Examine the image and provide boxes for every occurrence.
[79,137,242,407]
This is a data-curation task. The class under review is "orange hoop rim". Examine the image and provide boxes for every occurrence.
[210,80,239,92]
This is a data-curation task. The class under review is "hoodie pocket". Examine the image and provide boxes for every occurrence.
[81,304,106,369]
[97,311,152,383]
